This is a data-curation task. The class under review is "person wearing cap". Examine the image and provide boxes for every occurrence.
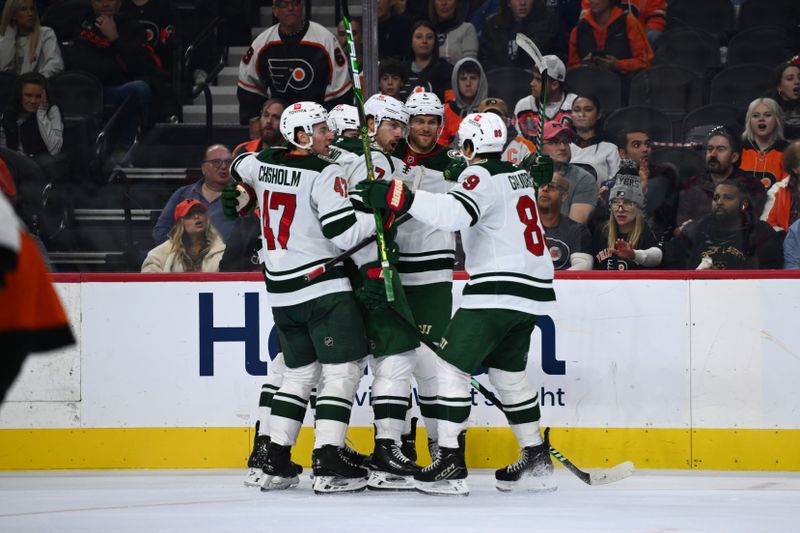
[514,55,577,143]
[152,144,236,246]
[540,120,598,224]
[439,57,487,147]
[591,162,662,270]
[478,0,566,69]
[142,198,225,272]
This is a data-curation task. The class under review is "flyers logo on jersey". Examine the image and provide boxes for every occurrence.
[268,58,315,93]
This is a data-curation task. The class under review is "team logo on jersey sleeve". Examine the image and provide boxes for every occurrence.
[268,58,315,92]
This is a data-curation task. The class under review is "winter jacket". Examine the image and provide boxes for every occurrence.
[141,234,225,272]
[568,6,653,74]
[479,2,566,69]
[580,0,667,33]
[763,174,799,231]
[0,106,63,156]
[439,57,488,147]
[436,19,478,64]
[0,25,63,78]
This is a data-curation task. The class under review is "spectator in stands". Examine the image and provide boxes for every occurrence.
[538,166,593,269]
[0,0,63,78]
[568,0,653,78]
[767,56,800,142]
[546,0,583,44]
[218,211,261,272]
[479,97,516,151]
[592,172,662,269]
[763,140,800,232]
[784,218,800,269]
[478,0,565,69]
[120,0,175,72]
[379,58,409,99]
[678,127,767,231]
[378,0,412,62]
[666,180,784,270]
[540,120,598,224]
[237,0,353,124]
[0,72,66,185]
[142,199,225,272]
[579,0,665,44]
[514,55,575,143]
[430,0,478,64]
[336,16,362,68]
[153,144,235,245]
[740,97,788,191]
[569,93,619,183]
[402,20,454,103]
[439,57,486,147]
[616,129,675,237]
[232,98,286,157]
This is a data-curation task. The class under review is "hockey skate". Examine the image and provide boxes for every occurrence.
[245,431,303,487]
[367,438,420,491]
[400,417,418,462]
[414,446,469,496]
[342,443,371,468]
[427,438,439,463]
[495,440,557,493]
[312,445,369,494]
[259,442,300,491]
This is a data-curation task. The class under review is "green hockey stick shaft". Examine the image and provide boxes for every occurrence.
[341,0,394,302]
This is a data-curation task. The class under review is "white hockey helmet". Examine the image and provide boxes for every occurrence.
[405,88,444,120]
[364,93,409,132]
[327,103,360,135]
[280,101,329,149]
[457,112,507,155]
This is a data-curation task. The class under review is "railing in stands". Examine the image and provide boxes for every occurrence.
[184,16,228,142]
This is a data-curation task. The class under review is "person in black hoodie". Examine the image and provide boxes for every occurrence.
[478,0,566,69]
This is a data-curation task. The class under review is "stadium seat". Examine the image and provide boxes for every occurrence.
[681,104,744,144]
[604,106,673,143]
[709,64,774,110]
[652,28,721,74]
[0,72,16,114]
[648,147,705,186]
[737,0,800,32]
[564,65,622,112]
[629,65,704,117]
[666,0,735,38]
[726,27,790,68]
[485,67,533,113]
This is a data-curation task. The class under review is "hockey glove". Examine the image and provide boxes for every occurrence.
[222,182,256,219]
[355,263,392,310]
[521,153,554,189]
[355,179,413,213]
[443,157,467,182]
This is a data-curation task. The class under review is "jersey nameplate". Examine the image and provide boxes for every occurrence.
[259,166,301,187]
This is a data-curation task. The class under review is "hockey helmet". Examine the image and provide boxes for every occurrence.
[327,104,360,135]
[364,93,409,131]
[457,112,507,155]
[405,89,444,120]
[280,101,329,150]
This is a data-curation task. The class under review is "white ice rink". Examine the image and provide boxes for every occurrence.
[1,469,798,533]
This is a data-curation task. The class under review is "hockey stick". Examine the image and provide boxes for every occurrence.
[515,34,548,156]
[304,214,411,281]
[341,0,394,302]
[384,306,634,486]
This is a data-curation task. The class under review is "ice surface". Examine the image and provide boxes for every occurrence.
[1,469,798,533]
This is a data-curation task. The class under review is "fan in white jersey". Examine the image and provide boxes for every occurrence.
[222,101,376,494]
[356,112,559,496]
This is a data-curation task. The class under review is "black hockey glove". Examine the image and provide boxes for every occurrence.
[221,182,255,219]
[521,153,554,189]
[355,179,413,213]
[443,157,467,182]
[355,262,392,309]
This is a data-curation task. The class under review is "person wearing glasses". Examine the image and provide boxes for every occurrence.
[591,159,662,270]
[152,144,235,245]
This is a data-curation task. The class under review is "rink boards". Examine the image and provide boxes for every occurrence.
[1,271,799,471]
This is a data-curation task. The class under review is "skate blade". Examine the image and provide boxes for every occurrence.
[496,475,558,493]
[259,474,299,491]
[414,478,469,496]
[367,470,417,491]
[313,475,368,494]
[244,468,264,487]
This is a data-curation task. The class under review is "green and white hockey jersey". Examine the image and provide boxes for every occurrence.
[391,140,456,285]
[328,136,397,268]
[406,158,557,316]
[231,147,374,307]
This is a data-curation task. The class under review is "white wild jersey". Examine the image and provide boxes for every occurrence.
[231,147,374,307]
[392,140,456,285]
[407,158,557,316]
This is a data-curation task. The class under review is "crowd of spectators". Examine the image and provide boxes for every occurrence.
[1,0,800,272]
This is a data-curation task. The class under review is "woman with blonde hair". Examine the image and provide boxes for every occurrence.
[591,163,662,270]
[142,199,225,272]
[740,97,789,191]
[0,0,63,78]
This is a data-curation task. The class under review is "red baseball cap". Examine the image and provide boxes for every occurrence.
[174,199,207,221]
[542,121,575,141]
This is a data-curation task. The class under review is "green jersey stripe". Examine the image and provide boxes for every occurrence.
[448,191,479,226]
[319,206,353,224]
[264,258,328,277]
[470,271,553,285]
[397,257,455,274]
[322,213,358,239]
[265,266,346,294]
[464,280,556,302]
[398,249,456,258]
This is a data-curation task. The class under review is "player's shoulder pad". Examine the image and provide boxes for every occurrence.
[333,136,364,155]
[478,158,518,176]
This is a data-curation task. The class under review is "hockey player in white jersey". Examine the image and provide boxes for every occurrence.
[222,101,376,494]
[327,103,360,139]
[391,90,458,461]
[356,112,558,496]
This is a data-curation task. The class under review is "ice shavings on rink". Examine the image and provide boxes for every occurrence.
[1,469,799,533]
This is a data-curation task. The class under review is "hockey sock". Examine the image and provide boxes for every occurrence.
[413,346,439,442]
[314,360,364,448]
[488,368,543,448]
[258,352,286,436]
[269,361,320,446]
[371,351,417,442]
[435,358,471,449]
